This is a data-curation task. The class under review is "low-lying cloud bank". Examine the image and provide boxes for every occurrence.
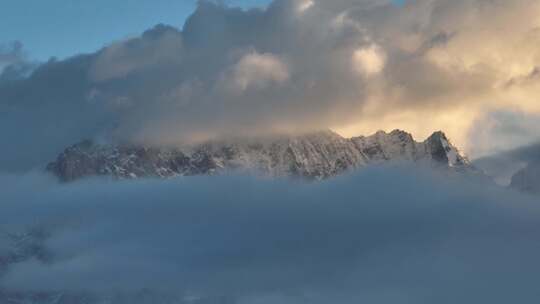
[2,0,540,171]
[1,167,540,303]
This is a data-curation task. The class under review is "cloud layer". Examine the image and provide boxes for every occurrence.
[1,168,540,303]
[2,0,540,172]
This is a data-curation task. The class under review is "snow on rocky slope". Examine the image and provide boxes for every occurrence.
[47,129,473,182]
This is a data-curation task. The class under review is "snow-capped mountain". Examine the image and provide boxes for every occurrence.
[47,130,473,182]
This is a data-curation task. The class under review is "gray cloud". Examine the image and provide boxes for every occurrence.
[2,0,540,173]
[468,110,540,158]
[1,167,540,303]
[0,41,37,82]
[470,110,540,184]
[474,140,540,185]
[0,41,24,67]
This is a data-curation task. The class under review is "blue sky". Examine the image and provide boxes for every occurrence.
[1,0,404,61]
[0,0,269,61]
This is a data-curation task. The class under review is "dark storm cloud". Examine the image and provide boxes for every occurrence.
[1,167,540,303]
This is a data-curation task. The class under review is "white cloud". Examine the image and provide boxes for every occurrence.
[229,51,290,92]
[353,44,386,77]
[297,0,315,13]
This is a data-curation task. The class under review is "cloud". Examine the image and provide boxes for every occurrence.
[226,51,290,92]
[474,139,540,186]
[0,41,24,68]
[469,110,540,185]
[0,41,36,81]
[2,0,540,172]
[1,167,540,303]
[353,44,386,77]
[296,0,314,13]
[469,110,540,158]
[89,24,184,82]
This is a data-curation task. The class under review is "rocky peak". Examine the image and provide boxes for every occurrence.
[424,131,470,168]
[47,130,475,182]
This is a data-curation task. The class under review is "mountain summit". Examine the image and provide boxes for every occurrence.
[47,130,473,182]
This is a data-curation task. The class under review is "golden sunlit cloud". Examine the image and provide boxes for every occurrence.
[297,0,314,13]
[328,0,540,157]
[353,44,386,77]
[2,0,540,167]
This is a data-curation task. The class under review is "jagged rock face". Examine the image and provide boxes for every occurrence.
[47,130,472,182]
[510,163,540,195]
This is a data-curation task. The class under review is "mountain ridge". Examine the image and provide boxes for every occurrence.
[47,129,474,182]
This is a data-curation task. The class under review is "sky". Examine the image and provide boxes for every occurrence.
[1,0,404,61]
[1,0,539,171]
[0,0,270,61]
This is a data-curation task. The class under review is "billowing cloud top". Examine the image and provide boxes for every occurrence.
[2,0,540,171]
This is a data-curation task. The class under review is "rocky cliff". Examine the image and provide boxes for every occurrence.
[47,130,473,182]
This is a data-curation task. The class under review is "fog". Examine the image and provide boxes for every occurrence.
[474,141,540,185]
[1,167,540,303]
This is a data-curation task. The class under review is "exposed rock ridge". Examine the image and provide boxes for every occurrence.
[47,130,473,182]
